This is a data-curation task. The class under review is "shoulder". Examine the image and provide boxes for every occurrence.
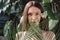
[42,31,56,40]
[15,31,26,40]
[16,32,22,37]
[16,31,26,37]
[45,31,55,36]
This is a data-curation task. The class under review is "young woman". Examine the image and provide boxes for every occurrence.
[15,1,56,40]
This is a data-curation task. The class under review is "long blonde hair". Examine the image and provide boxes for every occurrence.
[22,1,48,31]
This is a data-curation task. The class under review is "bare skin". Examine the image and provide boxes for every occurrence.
[28,6,42,25]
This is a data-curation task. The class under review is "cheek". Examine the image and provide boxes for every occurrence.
[36,16,41,22]
[36,16,41,21]
[27,15,42,24]
[28,16,31,22]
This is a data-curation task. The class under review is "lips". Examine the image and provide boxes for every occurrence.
[29,20,39,25]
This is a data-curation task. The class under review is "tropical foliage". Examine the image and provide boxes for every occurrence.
[0,0,60,40]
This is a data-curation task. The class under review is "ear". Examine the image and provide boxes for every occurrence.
[41,11,48,18]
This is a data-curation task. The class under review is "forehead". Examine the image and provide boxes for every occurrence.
[28,6,41,13]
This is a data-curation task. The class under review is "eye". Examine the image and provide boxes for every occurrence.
[28,13,32,16]
[36,13,39,16]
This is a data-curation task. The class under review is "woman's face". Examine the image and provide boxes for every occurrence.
[28,6,42,25]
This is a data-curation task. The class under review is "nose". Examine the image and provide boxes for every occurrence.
[31,15,36,22]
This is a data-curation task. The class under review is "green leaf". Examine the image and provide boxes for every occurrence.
[42,0,50,3]
[49,19,59,30]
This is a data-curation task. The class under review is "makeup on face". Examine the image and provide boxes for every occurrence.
[28,6,42,25]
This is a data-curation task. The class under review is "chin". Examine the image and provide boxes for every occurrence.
[35,23,39,25]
